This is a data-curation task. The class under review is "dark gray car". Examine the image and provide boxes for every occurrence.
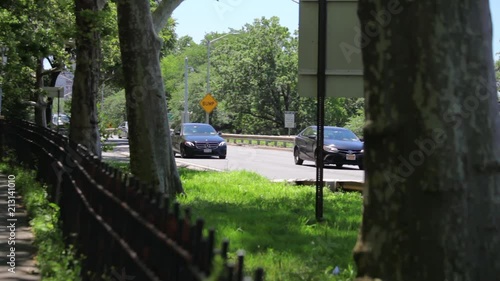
[172,123,227,159]
[293,126,364,169]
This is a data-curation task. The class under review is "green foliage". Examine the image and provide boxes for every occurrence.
[211,17,300,134]
[99,90,127,128]
[0,162,82,280]
[155,17,357,134]
[158,17,367,134]
[161,38,210,126]
[344,109,365,138]
[0,0,74,119]
[106,160,132,175]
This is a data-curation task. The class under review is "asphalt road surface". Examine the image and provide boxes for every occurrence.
[104,138,365,182]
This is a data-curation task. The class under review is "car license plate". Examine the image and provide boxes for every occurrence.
[204,149,212,153]
[346,154,356,160]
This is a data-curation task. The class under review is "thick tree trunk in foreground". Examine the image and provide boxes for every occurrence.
[354,1,500,280]
[116,0,183,195]
[70,0,102,157]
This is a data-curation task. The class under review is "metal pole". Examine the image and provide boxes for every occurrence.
[204,33,238,125]
[183,57,189,123]
[206,41,211,124]
[315,0,327,222]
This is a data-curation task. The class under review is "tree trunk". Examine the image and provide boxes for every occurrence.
[70,0,102,157]
[353,1,500,280]
[116,0,183,195]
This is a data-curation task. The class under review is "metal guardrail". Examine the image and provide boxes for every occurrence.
[103,128,296,148]
[221,133,295,148]
[1,119,264,281]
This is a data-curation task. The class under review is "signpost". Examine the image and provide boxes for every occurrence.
[298,0,362,221]
[200,93,218,115]
[284,111,296,135]
[42,87,64,132]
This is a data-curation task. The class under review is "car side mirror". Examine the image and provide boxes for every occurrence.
[175,131,181,135]
[307,134,316,139]
[218,131,222,136]
[359,138,364,142]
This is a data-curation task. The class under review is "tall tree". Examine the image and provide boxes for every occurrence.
[211,18,350,134]
[212,18,300,134]
[353,1,500,280]
[0,0,74,124]
[70,0,107,157]
[115,0,183,194]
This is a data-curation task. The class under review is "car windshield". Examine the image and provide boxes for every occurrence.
[324,128,359,141]
[183,124,217,135]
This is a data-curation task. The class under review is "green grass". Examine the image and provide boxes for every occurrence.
[105,161,363,280]
[177,169,362,281]
[0,162,82,281]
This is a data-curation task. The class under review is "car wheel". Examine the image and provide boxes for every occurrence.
[336,164,343,168]
[294,147,303,165]
[180,146,189,158]
[219,155,226,159]
[358,164,364,170]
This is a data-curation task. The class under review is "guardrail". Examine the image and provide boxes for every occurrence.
[221,133,295,148]
[1,119,264,281]
[103,128,296,149]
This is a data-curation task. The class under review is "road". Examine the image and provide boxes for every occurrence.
[103,138,364,182]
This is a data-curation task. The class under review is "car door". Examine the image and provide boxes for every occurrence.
[303,127,317,159]
[295,127,314,160]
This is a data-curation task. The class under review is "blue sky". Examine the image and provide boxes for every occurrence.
[172,0,500,59]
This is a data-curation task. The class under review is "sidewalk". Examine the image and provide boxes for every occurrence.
[0,173,40,281]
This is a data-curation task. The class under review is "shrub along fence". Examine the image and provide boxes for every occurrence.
[0,118,264,281]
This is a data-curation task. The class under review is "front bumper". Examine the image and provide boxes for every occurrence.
[323,151,363,166]
[184,145,227,157]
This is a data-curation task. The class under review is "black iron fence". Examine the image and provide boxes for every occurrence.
[0,118,264,281]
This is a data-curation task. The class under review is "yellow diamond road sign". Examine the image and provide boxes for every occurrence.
[200,93,218,113]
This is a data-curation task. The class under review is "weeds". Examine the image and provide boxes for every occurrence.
[0,162,82,280]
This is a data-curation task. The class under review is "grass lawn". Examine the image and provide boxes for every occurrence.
[107,162,363,280]
[179,169,362,281]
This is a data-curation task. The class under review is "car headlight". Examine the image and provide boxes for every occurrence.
[219,142,226,146]
[323,145,338,152]
[184,141,195,147]
[360,149,364,153]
